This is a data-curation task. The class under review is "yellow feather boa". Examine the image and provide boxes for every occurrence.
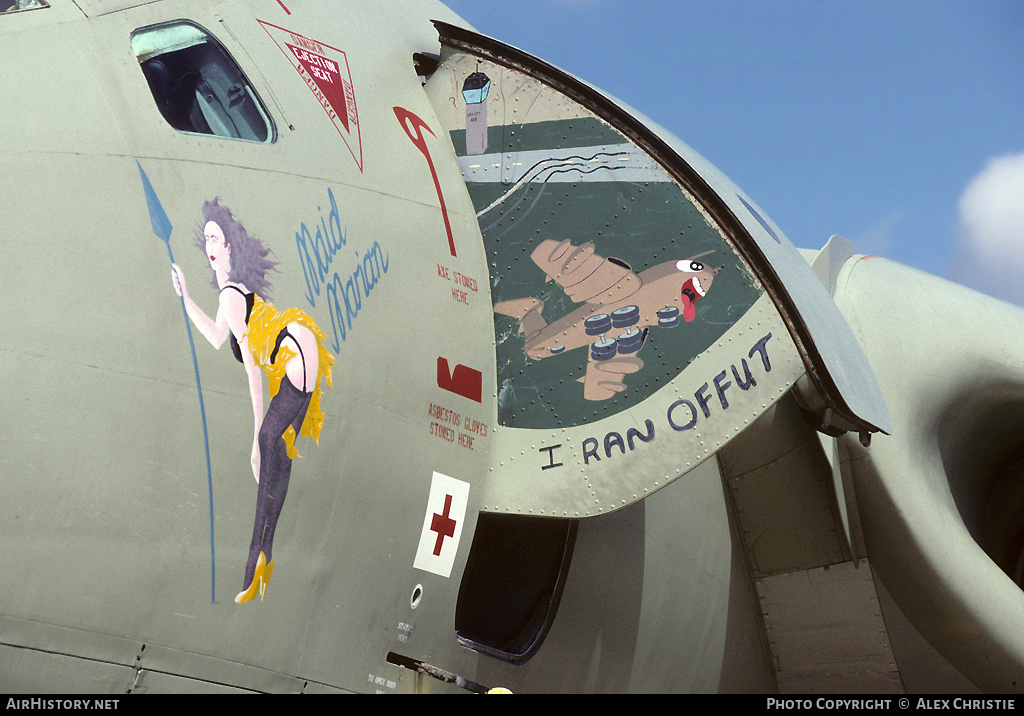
[246,296,334,458]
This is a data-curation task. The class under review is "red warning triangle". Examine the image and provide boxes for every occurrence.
[285,42,349,131]
[259,20,363,172]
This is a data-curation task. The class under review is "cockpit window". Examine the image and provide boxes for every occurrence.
[1,0,48,13]
[131,22,273,143]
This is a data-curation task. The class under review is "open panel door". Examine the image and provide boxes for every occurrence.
[423,22,889,519]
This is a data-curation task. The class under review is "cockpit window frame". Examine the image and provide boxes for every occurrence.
[1,0,48,14]
[131,20,276,144]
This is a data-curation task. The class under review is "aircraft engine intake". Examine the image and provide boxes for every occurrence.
[937,386,1024,590]
[832,251,1024,692]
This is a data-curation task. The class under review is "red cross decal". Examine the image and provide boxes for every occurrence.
[430,494,458,556]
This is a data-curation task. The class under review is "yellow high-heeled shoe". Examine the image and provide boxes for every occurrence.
[260,558,274,602]
[235,552,267,604]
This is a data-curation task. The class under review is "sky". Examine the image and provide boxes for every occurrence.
[441,0,1024,305]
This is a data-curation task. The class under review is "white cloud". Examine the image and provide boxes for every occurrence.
[958,152,1024,264]
[952,151,1024,304]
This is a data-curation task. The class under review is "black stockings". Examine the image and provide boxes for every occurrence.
[242,377,311,588]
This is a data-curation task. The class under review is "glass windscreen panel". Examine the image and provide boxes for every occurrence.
[1,0,48,13]
[131,22,273,143]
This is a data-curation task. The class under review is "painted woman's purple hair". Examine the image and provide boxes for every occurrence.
[194,198,277,299]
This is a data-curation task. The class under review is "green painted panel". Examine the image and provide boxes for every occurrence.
[428,57,763,430]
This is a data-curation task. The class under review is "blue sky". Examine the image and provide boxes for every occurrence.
[441,0,1024,304]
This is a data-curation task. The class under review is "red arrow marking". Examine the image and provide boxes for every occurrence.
[394,106,456,257]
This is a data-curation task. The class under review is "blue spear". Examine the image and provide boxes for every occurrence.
[137,161,216,604]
